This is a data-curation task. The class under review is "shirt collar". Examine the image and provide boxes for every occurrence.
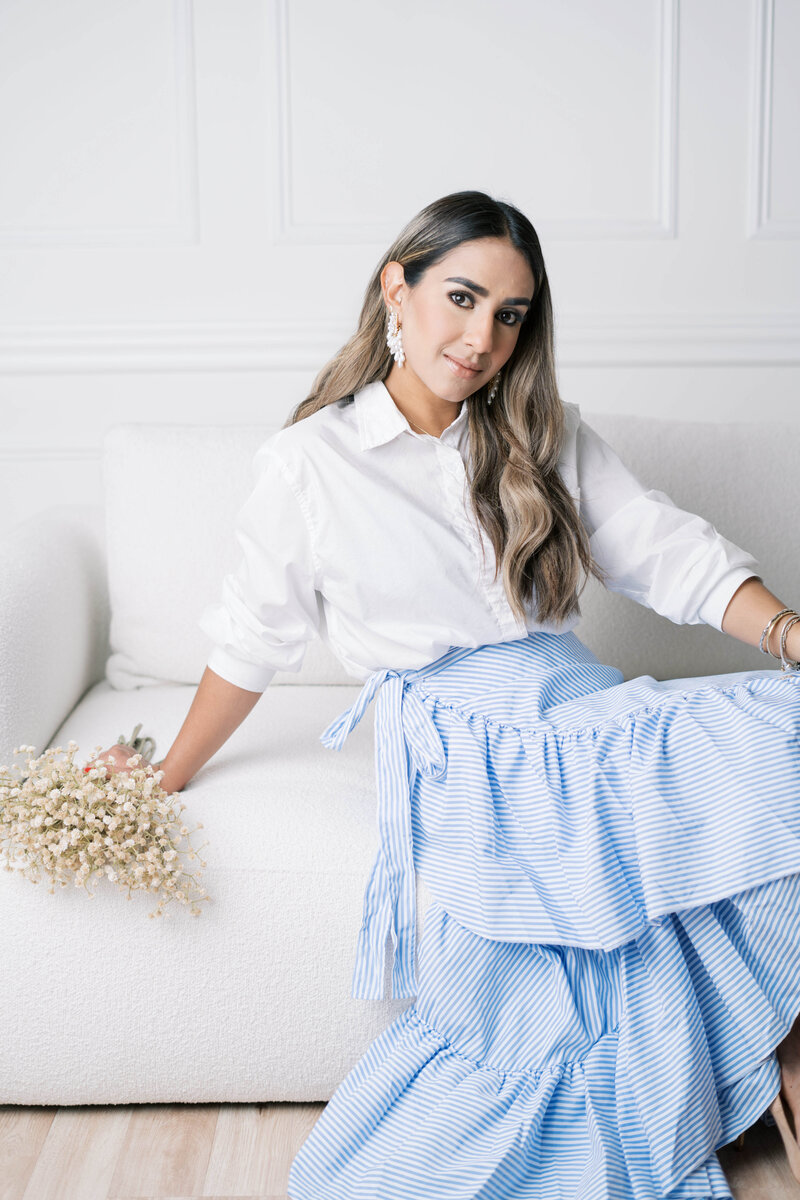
[355,378,468,451]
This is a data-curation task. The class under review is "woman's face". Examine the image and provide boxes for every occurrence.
[381,236,535,405]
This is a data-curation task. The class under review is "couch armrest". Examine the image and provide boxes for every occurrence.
[0,505,109,763]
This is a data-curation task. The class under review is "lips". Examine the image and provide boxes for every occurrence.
[444,354,483,380]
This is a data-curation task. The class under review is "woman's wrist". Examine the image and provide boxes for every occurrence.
[781,620,800,666]
[723,583,800,666]
[153,757,186,793]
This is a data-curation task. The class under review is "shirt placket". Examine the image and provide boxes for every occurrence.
[435,437,527,641]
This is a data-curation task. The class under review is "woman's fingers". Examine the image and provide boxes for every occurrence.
[84,744,140,775]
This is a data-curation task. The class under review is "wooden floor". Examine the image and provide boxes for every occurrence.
[1,1102,800,1200]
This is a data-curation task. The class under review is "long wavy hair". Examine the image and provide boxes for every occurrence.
[286,190,603,625]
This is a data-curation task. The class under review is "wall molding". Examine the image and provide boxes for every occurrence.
[0,321,339,372]
[748,0,800,239]
[0,0,200,247]
[0,447,101,463]
[1,313,798,373]
[553,312,800,364]
[272,0,680,244]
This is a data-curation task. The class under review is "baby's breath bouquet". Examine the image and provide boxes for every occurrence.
[0,729,209,918]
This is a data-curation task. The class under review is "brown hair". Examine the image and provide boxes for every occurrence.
[286,190,603,624]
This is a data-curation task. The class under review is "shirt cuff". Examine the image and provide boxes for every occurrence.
[206,646,277,693]
[696,568,762,632]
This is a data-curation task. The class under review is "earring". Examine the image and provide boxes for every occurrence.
[487,371,502,404]
[386,309,405,367]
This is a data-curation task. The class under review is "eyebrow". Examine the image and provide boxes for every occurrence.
[445,276,532,307]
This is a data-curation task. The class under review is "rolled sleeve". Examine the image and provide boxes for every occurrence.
[206,646,277,693]
[577,420,760,630]
[198,445,322,691]
[696,565,762,630]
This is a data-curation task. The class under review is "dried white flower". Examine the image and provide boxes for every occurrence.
[0,741,209,918]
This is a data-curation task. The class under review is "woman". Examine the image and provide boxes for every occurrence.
[95,191,800,1198]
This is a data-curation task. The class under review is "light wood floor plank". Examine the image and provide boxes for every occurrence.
[0,1107,57,1200]
[108,1104,219,1199]
[19,1105,132,1200]
[719,1122,800,1198]
[5,1103,800,1199]
[203,1103,323,1196]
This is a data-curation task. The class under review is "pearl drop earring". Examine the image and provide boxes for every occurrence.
[386,310,405,367]
[488,371,502,404]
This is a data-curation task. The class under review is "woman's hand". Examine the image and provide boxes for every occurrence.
[85,745,182,790]
[84,744,142,775]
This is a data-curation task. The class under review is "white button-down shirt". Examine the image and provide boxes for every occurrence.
[199,379,759,691]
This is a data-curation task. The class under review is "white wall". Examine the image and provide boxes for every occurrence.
[1,0,798,534]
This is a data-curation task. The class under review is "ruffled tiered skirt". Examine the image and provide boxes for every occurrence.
[288,632,800,1199]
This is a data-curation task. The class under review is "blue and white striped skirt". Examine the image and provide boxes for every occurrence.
[288,631,800,1200]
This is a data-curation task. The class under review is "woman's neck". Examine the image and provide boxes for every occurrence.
[383,367,463,439]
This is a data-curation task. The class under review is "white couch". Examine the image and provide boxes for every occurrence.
[0,412,797,1106]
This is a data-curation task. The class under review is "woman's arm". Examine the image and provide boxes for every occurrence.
[573,417,761,631]
[721,577,800,664]
[154,666,263,792]
[89,666,262,792]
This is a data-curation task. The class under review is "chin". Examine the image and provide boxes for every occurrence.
[438,369,485,402]
[415,373,465,404]
[455,379,486,403]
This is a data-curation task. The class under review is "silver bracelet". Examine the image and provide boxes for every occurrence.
[779,614,800,673]
[760,608,798,658]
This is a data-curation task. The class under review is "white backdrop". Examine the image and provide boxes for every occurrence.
[1,0,798,534]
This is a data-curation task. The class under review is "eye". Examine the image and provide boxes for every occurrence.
[497,309,522,327]
[448,291,473,308]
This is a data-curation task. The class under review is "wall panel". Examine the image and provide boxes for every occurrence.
[0,0,798,536]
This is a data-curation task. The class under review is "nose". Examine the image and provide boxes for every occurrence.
[463,310,495,357]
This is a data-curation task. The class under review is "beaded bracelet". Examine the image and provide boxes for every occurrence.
[760,608,798,659]
[779,613,800,673]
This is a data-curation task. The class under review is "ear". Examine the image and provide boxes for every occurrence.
[380,261,407,312]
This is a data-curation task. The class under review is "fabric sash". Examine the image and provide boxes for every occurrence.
[319,643,485,1000]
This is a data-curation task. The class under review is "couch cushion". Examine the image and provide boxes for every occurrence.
[576,413,800,680]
